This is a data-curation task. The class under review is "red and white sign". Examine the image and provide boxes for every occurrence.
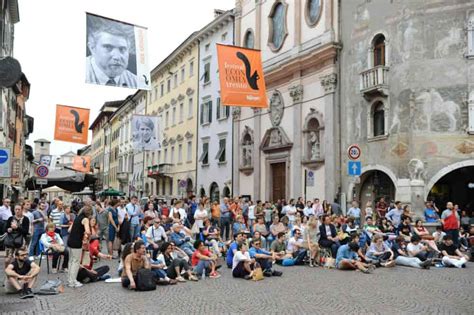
[347,145,361,160]
[35,165,49,178]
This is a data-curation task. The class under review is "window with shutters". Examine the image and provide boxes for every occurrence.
[164,149,168,163]
[200,99,212,125]
[172,107,176,126]
[160,82,164,96]
[178,144,183,163]
[216,97,229,120]
[189,60,194,77]
[373,101,385,137]
[199,142,209,165]
[167,79,171,92]
[187,141,192,162]
[216,138,226,163]
[203,62,211,84]
[188,98,193,118]
[157,151,161,164]
[373,35,386,66]
[171,146,175,164]
[165,111,169,128]
[179,103,184,123]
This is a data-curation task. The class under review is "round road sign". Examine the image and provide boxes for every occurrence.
[348,145,361,160]
[36,165,49,178]
[0,149,9,164]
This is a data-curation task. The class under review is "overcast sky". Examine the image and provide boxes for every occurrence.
[15,0,234,155]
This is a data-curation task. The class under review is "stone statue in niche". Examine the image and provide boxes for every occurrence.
[242,139,252,167]
[309,131,320,160]
[269,91,284,127]
[270,129,282,145]
[408,159,425,183]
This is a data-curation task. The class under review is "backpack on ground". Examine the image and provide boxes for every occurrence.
[135,268,156,291]
[35,279,64,295]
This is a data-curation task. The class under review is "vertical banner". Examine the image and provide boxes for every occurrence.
[85,12,150,90]
[132,115,161,152]
[54,105,90,145]
[216,44,267,108]
[72,155,91,173]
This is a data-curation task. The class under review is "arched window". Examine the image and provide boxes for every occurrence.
[373,35,386,66]
[209,182,220,202]
[244,29,255,49]
[199,187,205,198]
[305,0,322,26]
[222,186,231,198]
[373,102,385,137]
[268,1,288,51]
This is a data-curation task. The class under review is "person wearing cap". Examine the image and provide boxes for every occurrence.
[169,223,194,257]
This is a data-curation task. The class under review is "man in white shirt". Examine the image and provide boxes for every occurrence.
[248,201,256,232]
[303,201,315,218]
[146,217,168,260]
[0,198,12,234]
[347,201,362,226]
[284,199,297,225]
[168,200,187,224]
[286,228,307,265]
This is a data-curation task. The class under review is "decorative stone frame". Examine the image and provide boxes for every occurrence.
[367,97,389,141]
[243,28,255,49]
[267,0,289,52]
[239,125,254,175]
[304,0,323,27]
[301,108,325,169]
[367,31,390,68]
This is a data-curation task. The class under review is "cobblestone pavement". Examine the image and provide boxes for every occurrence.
[1,254,473,314]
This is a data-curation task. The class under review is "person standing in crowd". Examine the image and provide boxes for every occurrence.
[96,203,109,252]
[22,201,34,251]
[4,205,30,267]
[49,200,64,234]
[385,201,404,230]
[59,206,75,250]
[424,201,440,223]
[107,199,120,258]
[29,202,46,258]
[193,202,208,233]
[312,199,324,218]
[441,202,461,247]
[144,201,159,219]
[347,201,361,226]
[4,248,40,299]
[220,198,231,241]
[126,196,141,240]
[169,200,187,224]
[67,205,92,288]
[0,198,12,234]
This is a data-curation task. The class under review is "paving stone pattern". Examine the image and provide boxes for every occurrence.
[0,256,473,314]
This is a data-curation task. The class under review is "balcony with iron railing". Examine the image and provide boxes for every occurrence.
[147,163,173,179]
[360,65,389,98]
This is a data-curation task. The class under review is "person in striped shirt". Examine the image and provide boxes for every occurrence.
[49,200,64,234]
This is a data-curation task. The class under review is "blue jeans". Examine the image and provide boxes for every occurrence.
[29,229,44,257]
[129,224,140,240]
[193,260,211,276]
[180,243,195,257]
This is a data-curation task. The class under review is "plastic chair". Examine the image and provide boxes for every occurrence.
[38,241,62,274]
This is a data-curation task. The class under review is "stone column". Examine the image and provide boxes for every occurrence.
[234,1,242,46]
[290,85,304,198]
[253,108,261,200]
[320,73,337,202]
[232,108,241,196]
[294,0,302,47]
[255,0,262,50]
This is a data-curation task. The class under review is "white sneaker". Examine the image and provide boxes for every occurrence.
[68,282,83,288]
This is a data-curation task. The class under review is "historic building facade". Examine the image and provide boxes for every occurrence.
[339,0,474,216]
[145,35,199,199]
[196,10,234,201]
[233,0,340,202]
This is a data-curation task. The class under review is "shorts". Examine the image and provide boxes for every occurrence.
[108,227,116,242]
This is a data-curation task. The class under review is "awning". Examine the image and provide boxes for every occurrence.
[25,169,97,192]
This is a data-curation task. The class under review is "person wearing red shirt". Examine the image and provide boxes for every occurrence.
[191,240,220,278]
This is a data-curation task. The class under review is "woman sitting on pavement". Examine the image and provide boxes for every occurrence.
[191,240,221,278]
[232,243,255,280]
[413,220,440,254]
[253,216,270,247]
[157,242,198,282]
[365,234,396,267]
[40,223,69,274]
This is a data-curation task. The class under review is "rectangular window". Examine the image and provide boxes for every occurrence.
[171,146,175,164]
[187,141,192,162]
[172,107,176,125]
[170,179,173,195]
[188,98,193,118]
[189,61,194,77]
[162,179,165,195]
[164,149,168,163]
[216,97,228,119]
[216,138,226,162]
[203,62,210,84]
[165,111,169,128]
[157,151,161,164]
[205,43,210,51]
[200,100,212,125]
[199,142,209,165]
[179,103,184,123]
[222,32,227,41]
[178,144,183,163]
[151,152,155,165]
[167,79,171,92]
[468,15,474,57]
[160,83,164,96]
[174,73,178,87]
[181,67,185,82]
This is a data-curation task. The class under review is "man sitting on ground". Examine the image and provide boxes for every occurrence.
[286,227,307,265]
[170,223,194,257]
[407,235,435,262]
[336,241,373,274]
[249,239,282,277]
[270,232,292,264]
[391,236,431,269]
[4,248,40,298]
[226,232,246,268]
[121,240,150,290]
[439,235,468,268]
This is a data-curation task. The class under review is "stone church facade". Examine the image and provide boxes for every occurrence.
[339,0,474,216]
[232,0,340,202]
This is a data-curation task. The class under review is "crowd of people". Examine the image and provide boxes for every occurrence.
[0,195,472,297]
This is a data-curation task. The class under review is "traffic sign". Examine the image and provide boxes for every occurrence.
[348,161,361,176]
[36,178,48,185]
[179,180,187,188]
[36,165,49,178]
[306,170,314,187]
[0,148,11,178]
[347,144,361,160]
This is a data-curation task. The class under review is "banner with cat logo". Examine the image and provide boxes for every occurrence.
[54,105,90,144]
[72,155,91,173]
[216,44,267,108]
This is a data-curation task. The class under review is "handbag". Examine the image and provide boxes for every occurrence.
[4,232,24,249]
[135,268,156,291]
[324,257,336,269]
[252,262,264,281]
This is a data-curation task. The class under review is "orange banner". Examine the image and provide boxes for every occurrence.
[217,44,267,108]
[54,105,90,144]
[72,155,91,173]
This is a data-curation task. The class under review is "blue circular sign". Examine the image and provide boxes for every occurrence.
[308,171,314,177]
[0,149,8,164]
[36,165,49,177]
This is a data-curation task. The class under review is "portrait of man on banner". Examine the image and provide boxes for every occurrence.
[132,115,161,152]
[72,156,91,173]
[54,104,90,145]
[39,155,53,167]
[216,44,268,108]
[85,13,150,90]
